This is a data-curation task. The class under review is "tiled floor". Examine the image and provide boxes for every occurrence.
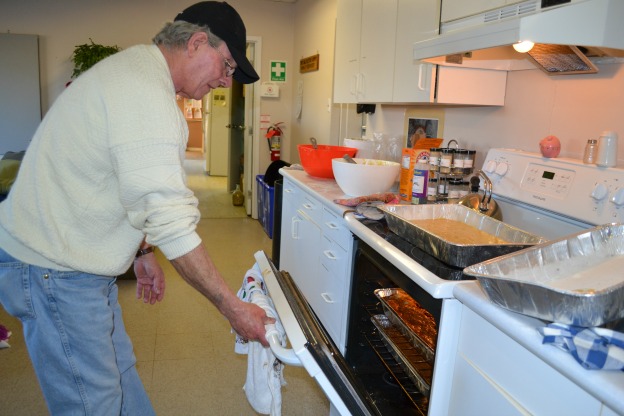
[0,154,329,415]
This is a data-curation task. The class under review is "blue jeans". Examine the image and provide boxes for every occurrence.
[0,248,154,416]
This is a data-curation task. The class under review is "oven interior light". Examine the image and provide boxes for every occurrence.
[513,40,535,53]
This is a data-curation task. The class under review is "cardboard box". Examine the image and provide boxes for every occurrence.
[399,138,443,202]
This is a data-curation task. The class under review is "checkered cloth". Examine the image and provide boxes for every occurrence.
[539,323,624,371]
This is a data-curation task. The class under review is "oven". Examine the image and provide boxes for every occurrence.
[254,148,624,416]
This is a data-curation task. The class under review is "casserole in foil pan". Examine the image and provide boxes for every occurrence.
[379,204,546,267]
[463,223,624,327]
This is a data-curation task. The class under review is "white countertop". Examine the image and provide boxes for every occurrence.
[453,282,624,415]
[279,168,462,298]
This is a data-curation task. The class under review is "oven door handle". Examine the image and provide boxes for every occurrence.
[265,324,303,367]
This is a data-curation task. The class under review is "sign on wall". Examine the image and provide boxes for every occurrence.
[270,61,286,82]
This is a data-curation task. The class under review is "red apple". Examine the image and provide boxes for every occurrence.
[540,135,561,158]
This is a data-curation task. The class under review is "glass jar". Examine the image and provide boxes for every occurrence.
[465,150,476,174]
[429,148,441,172]
[448,178,463,202]
[452,149,468,175]
[436,176,448,201]
[583,139,597,164]
[459,180,470,198]
[427,177,438,202]
[439,148,454,174]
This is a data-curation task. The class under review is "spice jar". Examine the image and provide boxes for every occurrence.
[447,178,463,203]
[459,180,470,198]
[583,139,597,164]
[436,176,448,201]
[465,150,476,174]
[452,149,468,175]
[429,148,441,172]
[439,148,454,174]
[427,177,438,202]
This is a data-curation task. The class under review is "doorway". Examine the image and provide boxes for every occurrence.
[202,37,262,218]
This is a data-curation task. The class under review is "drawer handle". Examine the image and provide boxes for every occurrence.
[325,222,339,230]
[323,250,337,260]
[321,293,335,304]
[284,188,293,194]
[291,217,301,239]
[302,202,315,210]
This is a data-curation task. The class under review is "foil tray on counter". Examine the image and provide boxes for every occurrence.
[371,314,432,397]
[379,204,546,268]
[375,288,436,364]
[464,223,624,327]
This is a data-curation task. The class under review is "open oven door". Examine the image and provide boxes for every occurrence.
[254,250,377,416]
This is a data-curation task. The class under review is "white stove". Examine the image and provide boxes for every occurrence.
[483,148,624,239]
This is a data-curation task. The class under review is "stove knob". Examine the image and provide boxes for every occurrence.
[484,160,497,174]
[610,187,624,206]
[591,183,608,201]
[494,161,509,176]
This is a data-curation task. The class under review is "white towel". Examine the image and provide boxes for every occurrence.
[235,265,287,415]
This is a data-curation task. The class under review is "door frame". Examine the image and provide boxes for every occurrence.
[245,36,262,218]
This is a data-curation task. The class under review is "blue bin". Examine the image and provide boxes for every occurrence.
[256,175,275,238]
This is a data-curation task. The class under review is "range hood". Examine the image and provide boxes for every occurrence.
[413,0,624,75]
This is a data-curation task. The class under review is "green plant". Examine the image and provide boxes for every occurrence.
[71,39,121,79]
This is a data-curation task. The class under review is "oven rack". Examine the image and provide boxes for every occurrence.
[365,317,430,415]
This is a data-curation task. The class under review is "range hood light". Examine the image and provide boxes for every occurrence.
[513,41,535,53]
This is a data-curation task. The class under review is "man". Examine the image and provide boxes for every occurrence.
[0,2,271,415]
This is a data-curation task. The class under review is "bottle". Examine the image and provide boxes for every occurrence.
[596,131,618,167]
[583,139,597,164]
[232,185,244,206]
[411,158,429,204]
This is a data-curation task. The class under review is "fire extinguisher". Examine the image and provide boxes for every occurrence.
[265,122,284,161]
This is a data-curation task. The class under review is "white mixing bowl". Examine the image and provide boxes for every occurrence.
[332,158,400,196]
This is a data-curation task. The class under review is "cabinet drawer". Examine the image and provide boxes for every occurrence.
[456,308,602,415]
[321,208,353,250]
[320,235,349,278]
[298,193,323,225]
[282,178,302,208]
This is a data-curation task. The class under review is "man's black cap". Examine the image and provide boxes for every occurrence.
[175,1,259,84]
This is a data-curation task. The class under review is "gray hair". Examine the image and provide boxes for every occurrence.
[152,21,223,49]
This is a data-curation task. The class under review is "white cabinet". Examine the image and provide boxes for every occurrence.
[279,178,355,353]
[334,0,397,103]
[335,0,507,105]
[441,0,526,23]
[432,300,615,416]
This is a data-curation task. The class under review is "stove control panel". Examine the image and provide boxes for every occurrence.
[483,148,624,225]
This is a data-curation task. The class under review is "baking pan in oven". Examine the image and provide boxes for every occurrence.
[379,204,546,267]
[463,223,624,327]
[375,288,436,364]
[371,314,433,396]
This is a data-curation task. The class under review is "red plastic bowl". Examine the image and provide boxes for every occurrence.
[298,144,357,178]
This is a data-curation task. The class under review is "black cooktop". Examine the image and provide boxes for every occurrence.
[358,217,473,281]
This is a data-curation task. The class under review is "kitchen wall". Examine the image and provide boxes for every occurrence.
[365,62,624,168]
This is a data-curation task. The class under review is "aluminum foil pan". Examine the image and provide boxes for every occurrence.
[464,223,624,327]
[379,204,546,267]
[375,288,435,364]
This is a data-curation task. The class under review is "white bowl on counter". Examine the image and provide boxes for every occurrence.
[332,158,400,196]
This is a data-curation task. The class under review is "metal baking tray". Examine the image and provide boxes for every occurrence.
[379,204,546,267]
[371,314,432,396]
[375,288,435,364]
[463,223,624,327]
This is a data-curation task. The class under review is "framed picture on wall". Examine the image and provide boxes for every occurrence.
[403,108,445,149]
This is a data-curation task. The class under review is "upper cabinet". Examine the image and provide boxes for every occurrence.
[334,0,507,106]
[441,0,525,22]
[334,0,397,103]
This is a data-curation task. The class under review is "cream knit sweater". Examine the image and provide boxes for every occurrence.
[0,45,202,276]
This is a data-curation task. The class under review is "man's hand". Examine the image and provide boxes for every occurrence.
[134,253,165,304]
[229,300,276,347]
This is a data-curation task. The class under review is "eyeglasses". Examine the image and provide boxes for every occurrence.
[210,44,235,78]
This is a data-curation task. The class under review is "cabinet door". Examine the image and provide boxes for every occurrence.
[280,179,301,276]
[334,0,362,103]
[392,0,439,103]
[435,66,506,105]
[358,0,397,103]
[289,210,321,297]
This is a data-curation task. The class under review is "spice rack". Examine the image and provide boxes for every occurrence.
[427,147,476,203]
